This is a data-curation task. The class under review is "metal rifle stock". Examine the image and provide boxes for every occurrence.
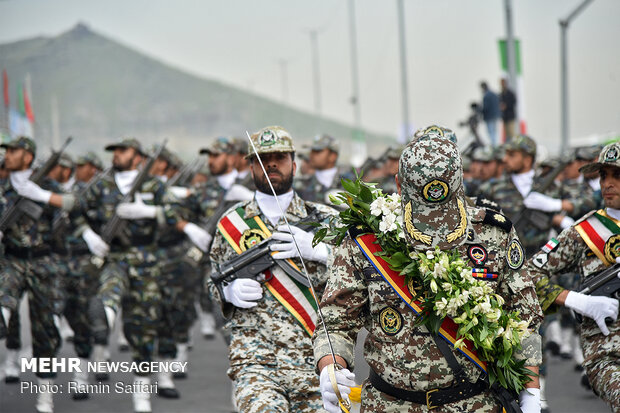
[0,136,73,232]
[513,159,569,233]
[98,141,168,248]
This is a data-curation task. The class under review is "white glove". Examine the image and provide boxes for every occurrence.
[169,186,191,199]
[222,278,263,308]
[523,192,562,213]
[82,227,110,258]
[116,193,159,220]
[270,225,329,264]
[0,230,3,243]
[319,366,356,413]
[224,184,254,201]
[559,215,575,230]
[519,388,541,413]
[183,222,212,252]
[565,291,619,336]
[15,180,52,204]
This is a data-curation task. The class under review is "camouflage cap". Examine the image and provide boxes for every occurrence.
[305,134,339,153]
[246,126,295,158]
[412,125,457,144]
[539,157,562,170]
[492,145,505,161]
[574,145,602,162]
[105,137,144,155]
[504,134,536,158]
[199,136,234,155]
[580,141,620,174]
[386,145,405,160]
[57,153,74,169]
[230,137,248,155]
[471,146,494,162]
[0,136,36,155]
[168,153,183,169]
[399,132,468,251]
[151,144,174,165]
[76,151,103,170]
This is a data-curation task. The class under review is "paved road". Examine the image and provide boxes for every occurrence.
[0,301,612,413]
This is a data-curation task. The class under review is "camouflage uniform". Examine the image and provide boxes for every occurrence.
[526,143,620,412]
[209,126,338,412]
[78,139,180,366]
[314,133,543,412]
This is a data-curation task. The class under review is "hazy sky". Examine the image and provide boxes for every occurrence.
[1,0,619,155]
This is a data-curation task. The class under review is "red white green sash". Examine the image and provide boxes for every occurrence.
[575,210,620,267]
[353,232,488,374]
[217,207,318,336]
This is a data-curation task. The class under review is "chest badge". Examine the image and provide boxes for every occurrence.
[604,234,620,263]
[379,306,403,336]
[239,229,268,251]
[507,239,525,270]
[467,245,488,266]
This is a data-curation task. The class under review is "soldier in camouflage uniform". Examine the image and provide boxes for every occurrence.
[294,134,347,205]
[376,145,403,195]
[231,137,256,191]
[76,138,182,412]
[314,130,543,413]
[208,126,338,412]
[525,141,620,412]
[0,137,78,413]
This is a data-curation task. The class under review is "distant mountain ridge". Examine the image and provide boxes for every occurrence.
[0,23,393,161]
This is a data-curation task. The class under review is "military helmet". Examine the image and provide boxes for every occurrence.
[0,136,36,156]
[580,141,620,174]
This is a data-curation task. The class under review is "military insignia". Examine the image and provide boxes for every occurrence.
[379,306,403,336]
[446,199,467,243]
[423,125,444,137]
[259,129,277,147]
[466,229,475,242]
[494,214,506,223]
[541,238,559,254]
[507,239,525,270]
[404,201,432,245]
[239,229,267,251]
[482,210,512,233]
[604,234,620,263]
[604,146,619,162]
[532,252,548,268]
[407,279,418,299]
[422,179,449,203]
[468,245,487,266]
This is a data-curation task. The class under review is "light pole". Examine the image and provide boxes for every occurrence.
[396,0,410,142]
[560,0,594,155]
[348,0,366,166]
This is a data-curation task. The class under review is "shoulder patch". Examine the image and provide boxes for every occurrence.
[507,239,525,270]
[482,209,512,233]
[476,196,501,212]
[574,209,599,225]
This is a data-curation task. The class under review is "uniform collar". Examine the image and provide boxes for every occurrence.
[244,191,308,222]
[315,166,338,188]
[216,169,238,190]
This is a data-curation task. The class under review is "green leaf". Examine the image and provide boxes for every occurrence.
[341,178,360,196]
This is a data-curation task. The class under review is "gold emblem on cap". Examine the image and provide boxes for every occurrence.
[446,199,467,243]
[423,125,444,136]
[604,234,620,264]
[422,180,449,203]
[404,201,432,245]
[259,129,277,147]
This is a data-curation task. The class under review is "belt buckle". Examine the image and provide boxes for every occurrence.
[426,388,439,410]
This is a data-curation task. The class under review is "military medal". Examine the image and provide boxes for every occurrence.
[507,239,525,270]
[467,245,487,266]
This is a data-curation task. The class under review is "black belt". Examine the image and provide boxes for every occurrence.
[5,245,51,259]
[369,369,486,409]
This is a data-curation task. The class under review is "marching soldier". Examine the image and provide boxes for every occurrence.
[314,129,543,412]
[376,145,403,195]
[0,136,78,413]
[231,137,256,190]
[208,126,338,412]
[525,141,620,412]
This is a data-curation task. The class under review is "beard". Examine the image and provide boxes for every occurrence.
[254,167,294,195]
[113,155,135,172]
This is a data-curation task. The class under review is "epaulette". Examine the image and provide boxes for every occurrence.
[475,196,501,212]
[574,209,599,225]
[481,209,512,233]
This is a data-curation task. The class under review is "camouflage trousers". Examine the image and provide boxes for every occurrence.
[63,253,101,358]
[231,364,323,413]
[0,255,62,379]
[156,241,202,358]
[582,329,620,412]
[360,380,501,413]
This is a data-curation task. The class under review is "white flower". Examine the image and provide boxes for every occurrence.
[379,213,398,232]
[439,254,450,270]
[470,286,484,299]
[433,262,447,280]
[441,282,453,294]
[435,297,448,314]
[494,294,505,306]
[430,279,438,293]
[454,337,465,350]
[446,298,460,317]
[426,250,435,260]
[370,197,387,216]
[486,308,501,321]
[494,326,505,338]
[478,300,492,315]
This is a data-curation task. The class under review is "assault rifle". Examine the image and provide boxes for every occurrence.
[0,137,73,232]
[210,209,321,289]
[99,141,167,248]
[166,157,205,188]
[513,158,569,233]
[579,263,620,300]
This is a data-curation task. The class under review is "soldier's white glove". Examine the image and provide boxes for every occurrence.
[518,388,541,413]
[169,186,191,199]
[0,230,3,243]
[14,180,52,204]
[222,278,263,308]
[564,291,619,336]
[183,222,212,252]
[319,366,356,413]
[116,193,160,220]
[82,227,109,258]
[523,192,562,213]
[559,215,575,230]
[224,184,254,201]
[270,225,329,264]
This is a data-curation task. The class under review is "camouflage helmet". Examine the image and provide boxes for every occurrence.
[246,126,295,158]
[199,136,234,155]
[305,133,339,153]
[399,131,468,251]
[76,151,103,170]
[471,146,494,162]
[1,136,36,156]
[580,141,620,174]
[57,153,74,169]
[105,137,144,156]
[412,125,457,144]
[504,134,536,158]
